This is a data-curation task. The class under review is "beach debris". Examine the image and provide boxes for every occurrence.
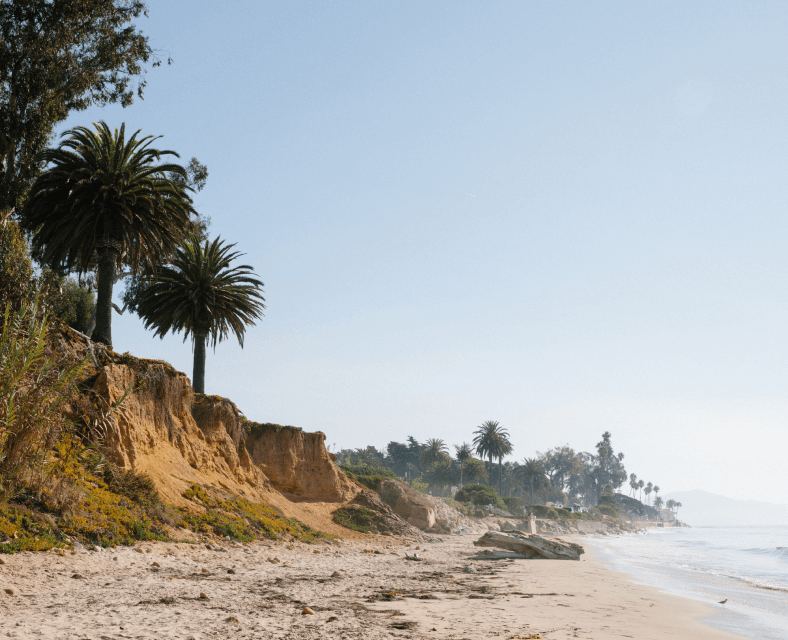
[199,592,209,599]
[71,574,86,579]
[301,607,315,615]
[331,571,342,577]
[4,588,14,595]
[328,616,338,622]
[225,616,240,623]
[718,599,728,605]
[404,553,423,561]
[227,568,236,574]
[461,566,477,573]
[151,562,160,568]
[473,531,584,560]
[201,568,210,574]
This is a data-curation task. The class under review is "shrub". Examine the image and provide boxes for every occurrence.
[0,296,89,501]
[454,484,506,510]
[503,496,526,514]
[46,274,96,335]
[0,219,33,312]
[102,465,160,509]
[333,505,376,533]
[339,464,396,492]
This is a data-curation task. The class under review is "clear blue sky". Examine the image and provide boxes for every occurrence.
[64,1,788,503]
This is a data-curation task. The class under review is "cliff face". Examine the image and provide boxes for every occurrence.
[87,360,358,521]
[245,423,356,502]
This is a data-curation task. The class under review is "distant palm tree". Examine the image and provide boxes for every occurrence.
[464,458,488,484]
[638,479,645,502]
[673,501,682,519]
[629,473,638,497]
[419,438,450,470]
[645,482,653,505]
[136,236,265,394]
[653,496,664,510]
[454,443,473,487]
[653,485,660,503]
[472,421,512,493]
[426,458,456,496]
[515,458,547,505]
[22,122,194,348]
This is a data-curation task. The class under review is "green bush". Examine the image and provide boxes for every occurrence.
[596,505,618,517]
[339,464,396,492]
[102,465,160,509]
[333,505,376,533]
[47,274,96,335]
[503,496,526,514]
[0,219,33,311]
[454,484,506,510]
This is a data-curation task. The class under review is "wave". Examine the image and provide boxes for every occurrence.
[743,546,788,560]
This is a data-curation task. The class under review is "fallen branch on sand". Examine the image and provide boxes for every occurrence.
[472,531,584,560]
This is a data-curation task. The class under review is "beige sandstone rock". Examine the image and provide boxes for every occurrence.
[378,479,436,530]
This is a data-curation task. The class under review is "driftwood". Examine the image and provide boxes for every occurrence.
[473,531,584,560]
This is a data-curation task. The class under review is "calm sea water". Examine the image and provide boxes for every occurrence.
[589,526,788,640]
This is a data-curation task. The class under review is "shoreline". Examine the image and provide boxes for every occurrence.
[0,532,749,639]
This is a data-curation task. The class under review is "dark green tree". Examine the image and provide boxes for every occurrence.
[454,442,473,487]
[135,236,265,394]
[472,420,512,493]
[1,0,160,215]
[419,438,449,470]
[515,457,548,504]
[21,122,193,348]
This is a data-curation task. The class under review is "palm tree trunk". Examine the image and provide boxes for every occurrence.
[193,331,207,394]
[92,247,118,348]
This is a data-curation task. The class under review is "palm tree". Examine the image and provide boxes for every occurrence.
[22,122,193,348]
[454,443,473,487]
[419,438,450,470]
[653,485,660,503]
[644,482,653,505]
[464,458,488,484]
[136,236,265,394]
[472,420,511,492]
[516,458,547,505]
[674,501,682,519]
[629,473,638,497]
[638,479,645,502]
[653,496,664,511]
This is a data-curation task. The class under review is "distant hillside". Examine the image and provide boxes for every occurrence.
[664,490,788,527]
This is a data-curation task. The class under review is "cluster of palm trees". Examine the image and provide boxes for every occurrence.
[20,122,266,393]
[628,473,660,507]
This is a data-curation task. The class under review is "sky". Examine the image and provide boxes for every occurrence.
[60,1,788,504]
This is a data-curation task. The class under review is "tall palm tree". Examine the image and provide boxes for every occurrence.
[454,443,473,488]
[629,473,638,497]
[136,236,265,394]
[653,485,660,503]
[638,479,645,502]
[644,482,653,505]
[495,436,513,495]
[22,122,194,348]
[516,458,547,505]
[419,438,450,470]
[653,496,664,511]
[473,420,511,490]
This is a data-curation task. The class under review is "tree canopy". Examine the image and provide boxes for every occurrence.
[1,0,159,214]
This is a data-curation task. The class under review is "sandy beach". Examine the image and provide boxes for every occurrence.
[0,534,746,640]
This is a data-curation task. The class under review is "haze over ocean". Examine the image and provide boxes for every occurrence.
[61,1,788,503]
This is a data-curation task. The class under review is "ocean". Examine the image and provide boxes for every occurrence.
[590,525,788,640]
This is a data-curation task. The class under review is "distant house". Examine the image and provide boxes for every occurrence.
[657,508,676,522]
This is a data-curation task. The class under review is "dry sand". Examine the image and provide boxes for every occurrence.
[0,534,746,640]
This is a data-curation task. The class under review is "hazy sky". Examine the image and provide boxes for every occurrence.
[63,1,788,503]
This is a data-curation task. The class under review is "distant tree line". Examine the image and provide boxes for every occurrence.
[337,426,667,508]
